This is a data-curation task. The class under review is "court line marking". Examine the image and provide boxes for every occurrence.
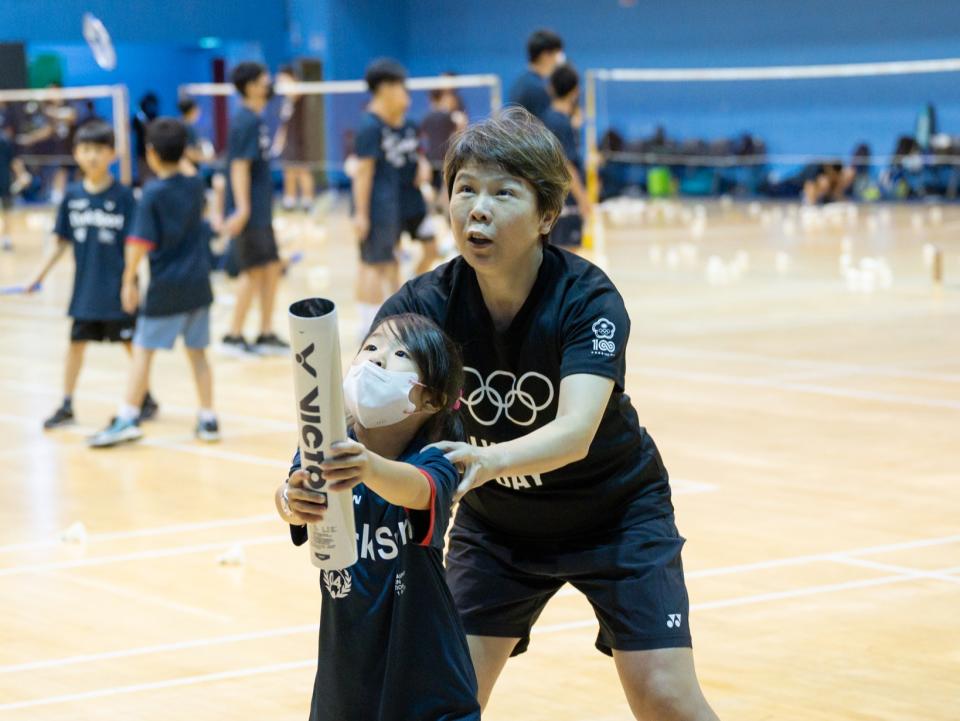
[0,535,286,577]
[43,571,232,623]
[647,346,960,384]
[0,659,316,711]
[830,557,960,584]
[1,533,958,676]
[0,625,317,675]
[3,563,958,710]
[0,514,278,555]
[556,533,960,597]
[635,366,960,410]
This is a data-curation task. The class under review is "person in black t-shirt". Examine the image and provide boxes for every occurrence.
[507,29,565,120]
[274,314,479,721]
[374,108,721,720]
[351,59,418,341]
[274,65,315,212]
[25,120,158,430]
[220,61,289,358]
[89,118,219,448]
[542,64,591,250]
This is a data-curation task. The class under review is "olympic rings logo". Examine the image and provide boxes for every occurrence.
[462,367,556,427]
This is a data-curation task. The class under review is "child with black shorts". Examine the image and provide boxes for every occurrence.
[26,120,158,429]
[542,64,590,249]
[274,313,479,721]
[351,59,415,338]
[220,61,288,357]
[88,118,218,448]
[399,117,438,276]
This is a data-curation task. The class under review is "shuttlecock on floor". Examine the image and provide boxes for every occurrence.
[775,251,792,275]
[217,545,246,566]
[59,521,88,544]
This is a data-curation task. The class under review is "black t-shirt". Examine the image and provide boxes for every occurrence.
[53,181,136,321]
[289,439,480,721]
[542,107,582,206]
[398,119,426,221]
[508,69,551,119]
[420,109,457,167]
[225,105,273,229]
[128,174,213,317]
[354,112,420,225]
[0,136,14,196]
[376,246,673,539]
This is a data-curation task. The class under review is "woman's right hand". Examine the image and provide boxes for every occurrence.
[275,469,328,525]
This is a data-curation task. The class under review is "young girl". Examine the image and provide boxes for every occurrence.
[274,313,480,721]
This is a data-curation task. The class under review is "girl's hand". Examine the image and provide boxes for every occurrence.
[424,441,501,501]
[277,469,328,524]
[320,440,376,493]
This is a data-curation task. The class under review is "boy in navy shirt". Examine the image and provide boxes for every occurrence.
[89,118,219,448]
[220,61,289,357]
[352,59,418,339]
[275,313,479,721]
[542,64,590,249]
[26,120,157,429]
[398,117,437,276]
[507,29,565,119]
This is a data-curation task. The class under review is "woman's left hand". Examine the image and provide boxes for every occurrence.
[320,440,375,493]
[425,441,501,501]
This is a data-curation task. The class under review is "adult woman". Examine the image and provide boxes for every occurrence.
[374,107,720,720]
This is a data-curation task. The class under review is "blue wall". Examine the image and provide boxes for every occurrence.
[5,0,960,170]
[395,0,960,161]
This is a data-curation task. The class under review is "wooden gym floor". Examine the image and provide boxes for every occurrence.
[0,200,957,720]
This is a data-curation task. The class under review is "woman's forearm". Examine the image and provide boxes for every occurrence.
[486,414,592,480]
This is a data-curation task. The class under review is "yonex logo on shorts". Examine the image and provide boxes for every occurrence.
[462,367,555,427]
[666,613,683,629]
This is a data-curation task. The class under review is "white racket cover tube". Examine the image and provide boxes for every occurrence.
[288,298,358,570]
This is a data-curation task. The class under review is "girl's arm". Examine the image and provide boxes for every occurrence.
[429,373,614,496]
[320,439,433,510]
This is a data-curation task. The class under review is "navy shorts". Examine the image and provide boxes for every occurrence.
[360,218,400,265]
[549,212,583,248]
[234,225,279,272]
[70,318,136,343]
[446,510,692,657]
[402,213,435,242]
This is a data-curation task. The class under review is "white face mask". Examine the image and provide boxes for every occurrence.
[555,51,567,66]
[342,362,422,429]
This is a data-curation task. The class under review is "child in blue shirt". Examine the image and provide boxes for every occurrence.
[89,118,218,448]
[275,313,480,721]
[26,120,158,429]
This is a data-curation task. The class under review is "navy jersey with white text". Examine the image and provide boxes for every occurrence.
[289,437,479,721]
[53,180,136,321]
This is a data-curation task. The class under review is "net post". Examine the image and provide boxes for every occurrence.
[584,69,600,250]
[491,76,502,112]
[111,84,132,185]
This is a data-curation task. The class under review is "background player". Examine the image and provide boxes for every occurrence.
[351,58,415,338]
[542,64,590,250]
[25,120,157,430]
[507,29,565,119]
[89,118,218,447]
[220,61,288,357]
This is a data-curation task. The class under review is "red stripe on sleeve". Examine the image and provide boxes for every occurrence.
[126,236,156,249]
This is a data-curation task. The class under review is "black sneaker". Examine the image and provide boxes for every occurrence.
[139,392,159,422]
[195,417,220,442]
[254,333,290,357]
[43,403,74,430]
[218,334,259,358]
